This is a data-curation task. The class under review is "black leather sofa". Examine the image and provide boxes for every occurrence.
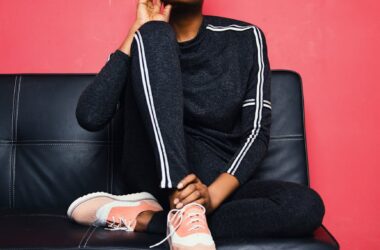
[0,70,339,249]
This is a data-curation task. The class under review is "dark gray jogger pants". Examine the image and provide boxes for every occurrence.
[121,21,325,239]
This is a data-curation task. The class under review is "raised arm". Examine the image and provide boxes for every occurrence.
[76,0,172,132]
[75,49,129,131]
[75,18,143,131]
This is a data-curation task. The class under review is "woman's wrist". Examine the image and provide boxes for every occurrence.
[208,172,240,212]
[118,22,141,56]
[207,183,223,212]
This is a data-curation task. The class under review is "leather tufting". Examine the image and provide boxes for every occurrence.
[0,71,339,249]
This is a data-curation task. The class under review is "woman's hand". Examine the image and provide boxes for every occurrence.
[118,0,172,57]
[135,0,172,27]
[168,172,241,215]
[169,173,217,215]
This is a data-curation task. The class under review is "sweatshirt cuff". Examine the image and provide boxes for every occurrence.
[108,49,130,63]
[220,169,248,186]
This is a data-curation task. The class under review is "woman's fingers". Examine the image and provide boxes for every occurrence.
[138,0,150,5]
[138,0,154,13]
[193,198,206,206]
[153,0,161,14]
[176,182,210,208]
[174,174,208,208]
[176,189,203,208]
[178,183,198,200]
[136,0,171,23]
[162,3,172,21]
[177,173,198,189]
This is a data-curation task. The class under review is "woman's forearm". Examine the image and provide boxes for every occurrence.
[208,172,240,211]
[118,22,141,56]
[76,25,136,131]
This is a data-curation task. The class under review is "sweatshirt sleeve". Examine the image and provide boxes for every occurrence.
[75,49,130,131]
[222,26,272,185]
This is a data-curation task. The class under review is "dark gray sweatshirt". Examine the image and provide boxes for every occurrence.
[75,14,272,186]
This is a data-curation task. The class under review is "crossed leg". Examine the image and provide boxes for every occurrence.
[207,179,325,238]
[125,20,325,238]
[143,138,325,237]
[124,20,193,232]
[128,20,191,190]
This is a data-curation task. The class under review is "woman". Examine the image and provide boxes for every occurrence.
[67,0,325,249]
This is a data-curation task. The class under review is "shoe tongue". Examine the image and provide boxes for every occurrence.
[182,204,207,231]
[184,203,203,215]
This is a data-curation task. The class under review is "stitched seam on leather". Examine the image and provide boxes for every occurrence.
[106,124,110,192]
[83,226,97,248]
[1,214,68,218]
[12,76,21,207]
[9,76,17,208]
[108,119,113,193]
[1,139,121,143]
[110,119,114,193]
[270,134,303,139]
[78,226,91,248]
[15,76,21,145]
[8,147,13,208]
[270,138,304,141]
[11,146,16,208]
[2,143,110,146]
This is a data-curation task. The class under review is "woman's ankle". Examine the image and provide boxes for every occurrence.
[135,210,156,232]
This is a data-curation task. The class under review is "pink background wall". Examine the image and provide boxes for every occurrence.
[1,0,379,249]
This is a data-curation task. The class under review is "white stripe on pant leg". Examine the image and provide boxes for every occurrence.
[134,34,166,187]
[135,31,173,188]
[137,31,172,188]
[134,34,169,188]
[230,26,265,175]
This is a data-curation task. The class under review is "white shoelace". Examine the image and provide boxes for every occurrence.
[149,202,206,248]
[104,216,136,232]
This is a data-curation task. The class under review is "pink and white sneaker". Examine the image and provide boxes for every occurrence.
[149,202,216,250]
[67,191,163,231]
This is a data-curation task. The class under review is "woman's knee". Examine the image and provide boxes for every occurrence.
[306,187,326,227]
[283,184,325,235]
[131,20,177,52]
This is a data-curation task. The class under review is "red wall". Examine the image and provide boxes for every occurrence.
[1,1,379,249]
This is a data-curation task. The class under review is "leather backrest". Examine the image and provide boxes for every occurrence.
[0,75,125,210]
[252,70,309,185]
[0,70,309,210]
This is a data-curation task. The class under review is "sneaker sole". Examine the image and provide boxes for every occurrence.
[172,242,216,250]
[67,191,159,218]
